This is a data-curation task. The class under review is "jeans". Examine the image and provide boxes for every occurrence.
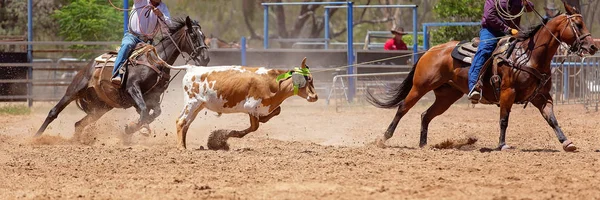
[468,28,503,91]
[112,32,143,78]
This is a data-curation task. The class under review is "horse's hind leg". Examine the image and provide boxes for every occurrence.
[377,85,434,146]
[73,105,111,143]
[419,84,464,147]
[35,78,89,136]
[531,95,576,152]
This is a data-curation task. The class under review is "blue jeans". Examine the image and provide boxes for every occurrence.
[468,28,503,91]
[112,32,143,78]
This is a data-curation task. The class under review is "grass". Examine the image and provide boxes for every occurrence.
[0,105,31,115]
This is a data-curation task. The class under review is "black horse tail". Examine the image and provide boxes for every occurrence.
[366,60,417,109]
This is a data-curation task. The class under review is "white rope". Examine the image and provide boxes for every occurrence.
[312,35,511,73]
[495,0,526,21]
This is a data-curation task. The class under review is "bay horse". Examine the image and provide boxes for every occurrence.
[35,16,210,138]
[368,3,597,152]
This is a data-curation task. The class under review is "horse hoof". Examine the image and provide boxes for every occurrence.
[139,126,151,137]
[124,122,137,134]
[370,137,387,148]
[499,144,513,151]
[562,140,577,152]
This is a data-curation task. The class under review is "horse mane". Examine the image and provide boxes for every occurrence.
[167,17,200,34]
[517,12,561,39]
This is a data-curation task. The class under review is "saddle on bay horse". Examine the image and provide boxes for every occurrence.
[450,36,546,104]
[89,43,170,108]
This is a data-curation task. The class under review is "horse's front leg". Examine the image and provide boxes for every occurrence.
[531,95,576,152]
[497,88,516,150]
[125,83,150,134]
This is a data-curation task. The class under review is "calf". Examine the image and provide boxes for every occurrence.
[173,58,318,149]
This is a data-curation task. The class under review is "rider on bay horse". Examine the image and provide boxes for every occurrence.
[468,0,534,102]
[111,0,171,85]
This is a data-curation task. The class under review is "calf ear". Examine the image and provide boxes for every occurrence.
[301,57,307,69]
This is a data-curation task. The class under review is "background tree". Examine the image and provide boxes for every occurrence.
[430,0,483,46]
[52,0,123,57]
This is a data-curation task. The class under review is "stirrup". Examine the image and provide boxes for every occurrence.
[468,89,481,104]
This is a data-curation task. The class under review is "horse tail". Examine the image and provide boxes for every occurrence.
[366,60,417,109]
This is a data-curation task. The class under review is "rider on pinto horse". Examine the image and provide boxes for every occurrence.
[468,0,534,102]
[111,0,171,85]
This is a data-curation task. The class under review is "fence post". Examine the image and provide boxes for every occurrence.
[123,0,129,35]
[324,8,330,50]
[263,5,269,49]
[27,0,33,107]
[241,37,247,66]
[423,24,429,50]
[412,6,418,63]
[346,1,355,102]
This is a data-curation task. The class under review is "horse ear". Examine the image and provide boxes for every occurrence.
[185,16,193,28]
[301,57,307,69]
[562,1,579,15]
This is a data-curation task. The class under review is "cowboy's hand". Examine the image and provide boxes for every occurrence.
[153,7,164,19]
[510,29,519,36]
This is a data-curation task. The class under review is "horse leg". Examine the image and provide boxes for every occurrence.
[175,102,204,149]
[124,84,150,134]
[419,84,464,147]
[497,88,516,150]
[531,95,576,152]
[259,107,281,123]
[35,96,76,136]
[35,76,89,136]
[73,106,111,143]
[228,115,260,138]
[376,85,431,147]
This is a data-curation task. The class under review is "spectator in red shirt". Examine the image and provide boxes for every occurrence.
[384,27,408,50]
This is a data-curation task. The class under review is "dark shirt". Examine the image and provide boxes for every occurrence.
[482,0,534,34]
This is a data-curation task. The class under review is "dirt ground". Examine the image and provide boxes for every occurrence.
[2,94,600,199]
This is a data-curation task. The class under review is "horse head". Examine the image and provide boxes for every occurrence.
[548,2,597,55]
[184,16,210,65]
[169,16,210,66]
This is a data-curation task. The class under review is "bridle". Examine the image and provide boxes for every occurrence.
[158,18,208,66]
[184,25,209,65]
[559,14,592,54]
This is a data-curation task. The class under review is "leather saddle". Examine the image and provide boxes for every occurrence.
[89,43,168,108]
[451,37,515,66]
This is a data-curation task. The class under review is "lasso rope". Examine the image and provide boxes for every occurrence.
[495,0,526,21]
[312,35,512,73]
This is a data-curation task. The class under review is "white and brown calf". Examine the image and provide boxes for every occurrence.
[172,58,318,149]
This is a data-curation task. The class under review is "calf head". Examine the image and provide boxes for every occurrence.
[276,57,318,102]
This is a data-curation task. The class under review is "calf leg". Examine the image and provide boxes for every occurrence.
[175,102,204,149]
[531,95,576,152]
[259,107,281,123]
[228,115,259,138]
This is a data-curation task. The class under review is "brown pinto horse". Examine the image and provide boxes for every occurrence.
[368,2,598,151]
